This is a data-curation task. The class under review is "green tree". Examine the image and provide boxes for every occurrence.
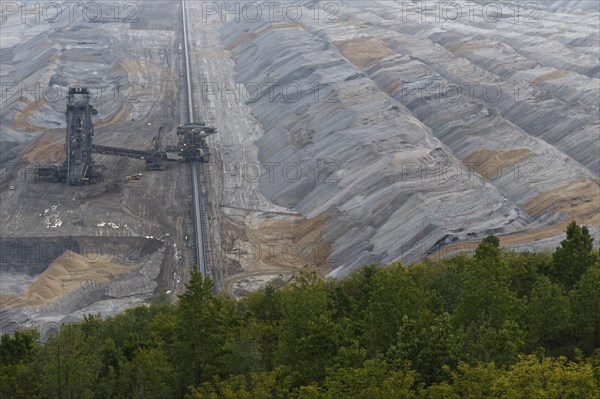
[173,272,232,391]
[424,355,600,399]
[243,285,282,371]
[186,368,294,399]
[223,318,264,376]
[571,261,600,349]
[525,275,571,349]
[96,306,156,362]
[7,241,600,397]
[591,349,600,386]
[552,221,597,289]
[454,238,525,365]
[455,237,523,328]
[505,251,549,297]
[480,234,500,249]
[276,274,349,385]
[458,320,524,367]
[419,382,460,399]
[427,255,469,314]
[0,330,39,365]
[94,338,126,399]
[123,347,176,399]
[0,330,41,399]
[37,324,102,399]
[495,355,600,399]
[322,360,417,399]
[0,362,41,399]
[388,313,459,384]
[364,263,428,355]
[446,361,501,398]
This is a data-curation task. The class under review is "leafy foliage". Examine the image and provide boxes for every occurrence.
[552,221,596,289]
[1,223,598,398]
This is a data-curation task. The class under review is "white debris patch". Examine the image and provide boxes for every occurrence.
[97,222,120,229]
[43,205,62,229]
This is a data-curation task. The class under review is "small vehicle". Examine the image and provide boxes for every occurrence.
[125,173,143,182]
[9,185,15,190]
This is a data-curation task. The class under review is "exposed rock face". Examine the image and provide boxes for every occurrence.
[220,0,599,277]
[0,1,191,329]
[1,0,598,305]
[0,1,180,162]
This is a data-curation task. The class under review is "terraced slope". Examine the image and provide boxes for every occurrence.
[218,0,599,278]
[1,0,598,306]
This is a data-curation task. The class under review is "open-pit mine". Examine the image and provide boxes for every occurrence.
[1,0,599,331]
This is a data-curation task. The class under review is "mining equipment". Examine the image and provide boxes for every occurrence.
[35,88,99,184]
[64,87,100,185]
[125,173,143,181]
[146,126,166,170]
[35,87,217,185]
[171,122,217,162]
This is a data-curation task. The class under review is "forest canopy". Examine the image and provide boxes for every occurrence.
[1,221,599,398]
